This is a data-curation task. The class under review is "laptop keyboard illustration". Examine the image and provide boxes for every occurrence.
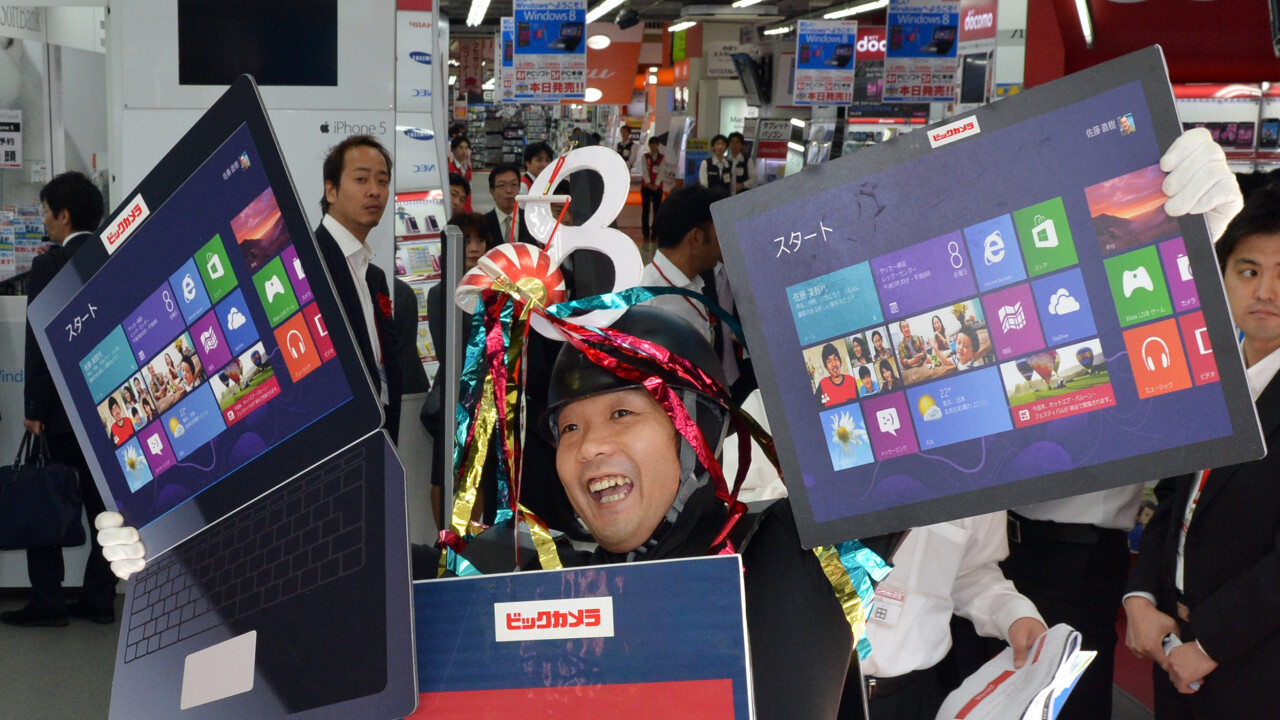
[123,445,368,663]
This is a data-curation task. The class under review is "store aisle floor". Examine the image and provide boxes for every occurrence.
[0,591,121,719]
[0,587,1155,719]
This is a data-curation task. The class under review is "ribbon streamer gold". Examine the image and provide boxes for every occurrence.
[519,505,564,570]
[813,544,870,657]
[449,375,498,541]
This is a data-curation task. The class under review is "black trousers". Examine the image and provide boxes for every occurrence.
[862,666,944,720]
[640,186,662,240]
[26,432,117,613]
[1000,524,1130,720]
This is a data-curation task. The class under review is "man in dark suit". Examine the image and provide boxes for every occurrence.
[314,135,402,443]
[3,172,118,628]
[1125,184,1280,718]
[484,163,535,247]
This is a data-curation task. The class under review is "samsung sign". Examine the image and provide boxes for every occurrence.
[402,128,434,141]
[409,51,432,66]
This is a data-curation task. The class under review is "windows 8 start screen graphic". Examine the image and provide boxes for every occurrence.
[50,125,352,528]
[731,79,1239,533]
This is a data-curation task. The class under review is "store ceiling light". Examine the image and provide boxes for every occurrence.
[587,34,612,49]
[762,25,792,35]
[585,87,604,102]
[1074,0,1094,47]
[823,0,888,19]
[587,0,626,23]
[790,117,806,127]
[466,0,490,26]
[668,20,698,32]
[648,66,659,72]
[787,141,805,152]
[483,77,495,90]
[648,73,658,84]
[731,0,765,7]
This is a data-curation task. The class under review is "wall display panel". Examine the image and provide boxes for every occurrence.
[712,47,1263,546]
[118,0,393,110]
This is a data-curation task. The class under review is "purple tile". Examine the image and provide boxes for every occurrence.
[123,285,188,365]
[873,230,978,321]
[981,284,1045,360]
[190,310,233,373]
[281,245,313,306]
[136,422,176,476]
[1158,238,1199,313]
[861,392,919,461]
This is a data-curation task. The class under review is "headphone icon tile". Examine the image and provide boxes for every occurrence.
[1141,336,1170,371]
[286,329,306,359]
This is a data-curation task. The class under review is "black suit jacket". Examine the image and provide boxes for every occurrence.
[314,223,402,443]
[484,208,535,247]
[1127,369,1280,713]
[24,233,91,436]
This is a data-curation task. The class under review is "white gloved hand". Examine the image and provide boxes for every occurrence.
[1161,127,1243,243]
[95,511,147,581]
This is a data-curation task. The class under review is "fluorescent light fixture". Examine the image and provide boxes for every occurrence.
[466,0,491,26]
[648,73,658,84]
[483,77,495,90]
[587,0,626,23]
[824,0,888,19]
[731,0,765,6]
[585,87,604,102]
[587,34,612,50]
[790,117,806,127]
[787,141,805,152]
[1074,0,1094,48]
[449,75,457,86]
[668,20,697,32]
[648,66,659,72]
[762,25,792,35]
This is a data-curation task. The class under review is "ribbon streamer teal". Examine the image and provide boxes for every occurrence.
[546,286,748,354]
[444,547,482,577]
[453,299,516,530]
[836,539,893,661]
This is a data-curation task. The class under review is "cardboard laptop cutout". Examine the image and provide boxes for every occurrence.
[28,76,415,720]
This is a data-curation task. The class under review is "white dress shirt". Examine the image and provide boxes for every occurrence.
[728,152,758,194]
[322,214,385,395]
[862,513,1044,679]
[720,390,790,503]
[640,250,714,342]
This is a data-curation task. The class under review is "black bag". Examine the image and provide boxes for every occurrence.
[0,432,87,550]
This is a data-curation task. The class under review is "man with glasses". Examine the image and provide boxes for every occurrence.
[484,163,534,246]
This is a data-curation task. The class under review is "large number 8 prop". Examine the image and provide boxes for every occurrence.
[454,146,642,339]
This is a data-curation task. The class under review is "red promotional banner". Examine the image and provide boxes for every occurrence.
[458,38,492,100]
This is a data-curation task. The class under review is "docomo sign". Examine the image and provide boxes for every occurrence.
[958,0,998,42]
[455,146,641,339]
[963,10,993,31]
[856,27,887,61]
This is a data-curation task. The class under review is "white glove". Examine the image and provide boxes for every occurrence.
[95,511,147,581]
[1161,127,1243,243]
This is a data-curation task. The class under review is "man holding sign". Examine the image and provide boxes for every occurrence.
[1125,183,1280,719]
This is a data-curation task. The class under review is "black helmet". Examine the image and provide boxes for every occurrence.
[543,306,729,442]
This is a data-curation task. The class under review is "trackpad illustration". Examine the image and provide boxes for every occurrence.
[180,631,257,710]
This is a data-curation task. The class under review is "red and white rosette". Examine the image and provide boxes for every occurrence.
[454,242,568,314]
